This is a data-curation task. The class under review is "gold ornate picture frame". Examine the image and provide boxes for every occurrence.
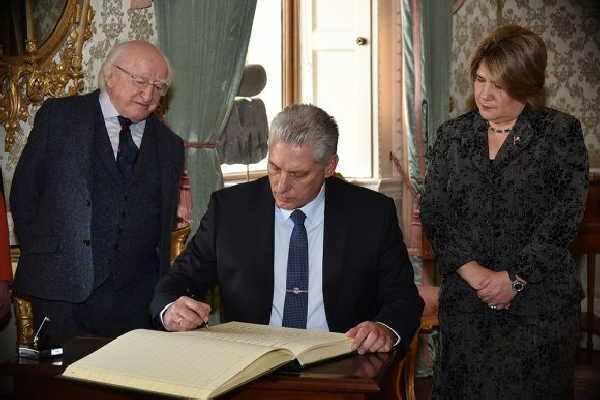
[0,0,94,151]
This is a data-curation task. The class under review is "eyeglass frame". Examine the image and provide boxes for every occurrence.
[112,64,169,96]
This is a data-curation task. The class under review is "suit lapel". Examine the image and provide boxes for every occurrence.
[94,108,122,184]
[493,104,539,170]
[322,178,349,315]
[469,112,492,175]
[253,178,276,322]
[152,116,180,251]
[153,116,176,203]
[132,118,155,181]
[69,90,101,196]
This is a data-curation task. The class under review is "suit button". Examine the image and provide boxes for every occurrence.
[83,240,90,246]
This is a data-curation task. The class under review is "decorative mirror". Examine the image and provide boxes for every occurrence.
[0,0,94,151]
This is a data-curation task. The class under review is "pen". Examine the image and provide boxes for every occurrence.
[33,316,51,348]
[185,288,209,329]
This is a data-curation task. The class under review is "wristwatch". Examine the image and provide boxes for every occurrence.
[512,278,526,292]
[509,271,527,293]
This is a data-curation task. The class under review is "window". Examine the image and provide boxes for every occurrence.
[220,0,282,177]
[221,0,376,181]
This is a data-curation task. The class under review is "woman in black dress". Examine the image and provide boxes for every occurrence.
[421,25,588,399]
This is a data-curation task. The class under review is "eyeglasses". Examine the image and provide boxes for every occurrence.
[113,65,169,96]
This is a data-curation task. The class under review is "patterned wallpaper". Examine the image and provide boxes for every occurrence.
[449,0,600,168]
[449,1,495,116]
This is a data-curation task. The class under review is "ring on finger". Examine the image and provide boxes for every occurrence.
[488,304,497,310]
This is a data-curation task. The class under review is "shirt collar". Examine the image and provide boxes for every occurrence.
[99,90,120,120]
[99,90,148,132]
[278,184,325,225]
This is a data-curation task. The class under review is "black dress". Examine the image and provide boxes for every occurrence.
[421,104,588,400]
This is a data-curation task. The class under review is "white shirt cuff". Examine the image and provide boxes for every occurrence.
[159,301,175,330]
[376,321,401,346]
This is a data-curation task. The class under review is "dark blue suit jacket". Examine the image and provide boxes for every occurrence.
[151,176,423,347]
[10,90,184,302]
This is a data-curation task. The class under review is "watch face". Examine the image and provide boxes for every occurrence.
[512,280,526,292]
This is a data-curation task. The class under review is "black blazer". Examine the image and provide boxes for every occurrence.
[421,105,588,316]
[10,90,184,302]
[151,176,423,345]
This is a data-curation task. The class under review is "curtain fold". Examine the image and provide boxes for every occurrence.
[402,0,452,193]
[400,1,453,377]
[401,0,452,256]
[154,0,257,233]
[423,0,453,150]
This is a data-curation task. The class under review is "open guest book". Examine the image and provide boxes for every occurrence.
[62,321,353,399]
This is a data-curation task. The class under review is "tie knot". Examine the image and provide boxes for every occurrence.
[290,209,306,226]
[117,116,132,128]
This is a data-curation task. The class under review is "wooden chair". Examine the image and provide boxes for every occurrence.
[394,286,440,400]
[170,221,192,262]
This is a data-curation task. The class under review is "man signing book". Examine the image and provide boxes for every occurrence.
[151,104,423,354]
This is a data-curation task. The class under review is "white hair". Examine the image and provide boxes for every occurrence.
[97,41,173,89]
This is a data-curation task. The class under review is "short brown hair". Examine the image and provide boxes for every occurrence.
[470,24,547,108]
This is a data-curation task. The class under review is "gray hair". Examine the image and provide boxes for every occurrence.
[268,104,338,166]
[97,41,173,89]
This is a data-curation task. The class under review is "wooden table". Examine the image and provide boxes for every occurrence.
[0,337,405,399]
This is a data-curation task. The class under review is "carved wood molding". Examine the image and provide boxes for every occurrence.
[283,0,300,106]
[0,0,94,151]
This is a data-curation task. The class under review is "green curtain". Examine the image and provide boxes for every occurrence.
[423,1,452,152]
[401,0,452,193]
[401,4,453,378]
[154,0,257,232]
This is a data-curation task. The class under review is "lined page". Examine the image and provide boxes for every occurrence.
[185,322,352,357]
[63,329,288,399]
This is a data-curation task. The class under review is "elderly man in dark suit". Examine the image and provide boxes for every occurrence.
[10,40,184,346]
[151,104,423,354]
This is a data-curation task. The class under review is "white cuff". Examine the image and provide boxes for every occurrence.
[376,321,401,346]
[159,301,175,330]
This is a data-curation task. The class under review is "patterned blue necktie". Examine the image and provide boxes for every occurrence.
[116,116,138,179]
[282,209,309,329]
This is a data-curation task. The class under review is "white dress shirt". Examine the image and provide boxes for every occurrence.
[269,185,329,330]
[268,184,400,344]
[162,182,401,344]
[99,90,145,158]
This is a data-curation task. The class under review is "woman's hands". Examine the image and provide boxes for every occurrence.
[457,261,516,309]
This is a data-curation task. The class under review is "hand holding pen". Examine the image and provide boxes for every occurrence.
[164,290,211,332]
[186,289,211,329]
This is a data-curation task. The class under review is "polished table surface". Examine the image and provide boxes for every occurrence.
[0,336,405,399]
